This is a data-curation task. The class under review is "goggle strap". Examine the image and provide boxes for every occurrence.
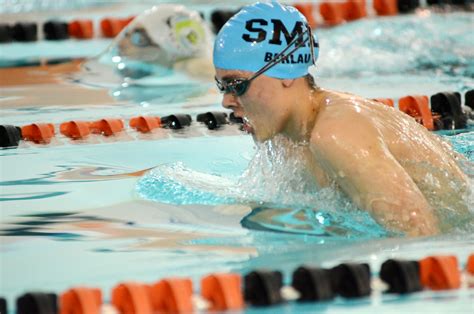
[253,37,309,79]
[249,29,311,81]
[308,28,316,65]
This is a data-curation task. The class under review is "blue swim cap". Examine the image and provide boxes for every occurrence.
[213,1,319,79]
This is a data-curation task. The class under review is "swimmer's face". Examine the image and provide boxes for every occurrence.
[216,68,292,142]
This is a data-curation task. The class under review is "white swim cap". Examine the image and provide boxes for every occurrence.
[133,4,212,61]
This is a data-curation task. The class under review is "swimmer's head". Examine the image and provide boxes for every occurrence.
[213,1,319,79]
[214,1,320,142]
[111,4,212,66]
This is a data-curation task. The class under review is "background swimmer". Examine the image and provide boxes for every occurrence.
[93,4,215,81]
[213,1,470,237]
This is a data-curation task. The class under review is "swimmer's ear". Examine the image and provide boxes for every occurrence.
[281,79,296,88]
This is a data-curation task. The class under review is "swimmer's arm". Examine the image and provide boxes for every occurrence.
[311,119,439,237]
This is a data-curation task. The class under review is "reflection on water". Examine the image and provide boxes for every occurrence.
[110,81,212,104]
[1,164,148,187]
[241,207,388,238]
[72,57,214,105]
[1,212,113,239]
[0,210,256,254]
[0,191,68,202]
[0,164,149,202]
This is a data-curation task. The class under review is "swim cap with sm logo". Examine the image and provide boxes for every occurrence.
[213,1,319,79]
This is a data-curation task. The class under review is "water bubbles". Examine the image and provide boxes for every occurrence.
[235,135,322,208]
[112,56,122,63]
[136,135,387,238]
[136,162,237,205]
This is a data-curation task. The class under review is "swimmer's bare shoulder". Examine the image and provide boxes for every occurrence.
[309,90,439,236]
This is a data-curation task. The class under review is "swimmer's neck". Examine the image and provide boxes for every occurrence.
[281,85,326,143]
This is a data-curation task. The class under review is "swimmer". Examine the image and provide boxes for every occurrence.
[213,1,470,237]
[100,4,215,80]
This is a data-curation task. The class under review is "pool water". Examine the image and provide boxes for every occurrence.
[1,3,474,314]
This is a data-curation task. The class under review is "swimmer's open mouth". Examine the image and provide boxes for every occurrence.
[242,117,254,134]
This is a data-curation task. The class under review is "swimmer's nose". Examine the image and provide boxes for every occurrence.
[221,93,240,112]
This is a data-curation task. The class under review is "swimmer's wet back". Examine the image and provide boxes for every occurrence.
[212,0,472,237]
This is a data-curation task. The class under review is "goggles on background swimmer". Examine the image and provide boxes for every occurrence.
[215,26,317,97]
[127,27,158,48]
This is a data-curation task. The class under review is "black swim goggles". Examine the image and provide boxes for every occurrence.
[215,26,317,97]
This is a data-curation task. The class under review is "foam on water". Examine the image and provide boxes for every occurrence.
[136,162,238,205]
[136,136,327,207]
[137,130,474,238]
[446,131,474,219]
[316,12,474,81]
[137,136,343,208]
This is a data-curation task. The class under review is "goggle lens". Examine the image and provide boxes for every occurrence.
[215,78,250,97]
[130,29,153,47]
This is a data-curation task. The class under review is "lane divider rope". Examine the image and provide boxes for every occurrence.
[1,89,472,149]
[1,1,472,44]
[5,253,474,314]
